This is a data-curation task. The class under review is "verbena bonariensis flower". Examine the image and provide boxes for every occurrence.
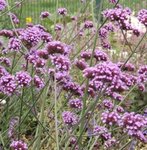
[50,55,70,71]
[26,51,46,68]
[80,51,92,60]
[8,38,21,52]
[99,28,108,39]
[69,98,83,109]
[33,75,45,90]
[0,29,13,38]
[137,65,147,91]
[10,140,28,150]
[84,20,94,29]
[8,13,19,24]
[8,117,19,139]
[57,8,67,15]
[0,74,17,96]
[117,62,135,71]
[94,49,108,61]
[101,111,120,125]
[40,11,50,19]
[103,99,114,110]
[40,32,52,43]
[103,6,132,30]
[20,26,41,47]
[15,71,32,87]
[0,0,6,11]
[36,49,49,59]
[74,59,88,70]
[63,80,84,96]
[0,57,11,67]
[62,111,78,125]
[46,41,70,55]
[119,112,147,143]
[137,9,147,26]
[55,24,62,31]
[83,62,132,100]
[93,125,112,140]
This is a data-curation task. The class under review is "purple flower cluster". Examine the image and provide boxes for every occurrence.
[62,111,78,125]
[0,29,13,38]
[58,8,67,16]
[137,65,147,91]
[120,112,147,143]
[15,71,32,87]
[84,20,94,29]
[102,99,114,110]
[93,125,111,140]
[10,140,28,150]
[33,75,45,90]
[8,38,22,52]
[137,9,147,26]
[20,26,41,48]
[40,11,50,19]
[69,98,83,109]
[0,74,17,96]
[0,0,6,11]
[74,59,88,70]
[8,13,19,24]
[101,111,120,125]
[83,62,134,100]
[117,62,135,71]
[103,6,132,30]
[0,57,11,67]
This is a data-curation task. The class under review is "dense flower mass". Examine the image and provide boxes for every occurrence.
[20,26,41,47]
[69,98,83,109]
[119,112,147,143]
[137,9,147,26]
[62,111,78,125]
[40,11,50,18]
[8,38,22,52]
[0,74,17,96]
[0,0,6,11]
[15,71,32,87]
[10,140,28,150]
[57,8,67,15]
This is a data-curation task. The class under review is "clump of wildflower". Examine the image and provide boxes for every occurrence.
[36,49,49,59]
[15,71,32,87]
[0,29,13,38]
[58,8,67,15]
[50,55,70,71]
[93,125,112,140]
[74,59,88,70]
[0,0,6,11]
[94,49,108,61]
[81,51,92,60]
[10,140,28,150]
[119,112,147,143]
[8,38,21,52]
[33,75,45,90]
[84,20,93,29]
[20,26,41,48]
[40,11,50,19]
[103,99,114,110]
[137,9,147,26]
[101,111,120,125]
[0,74,17,96]
[62,111,78,125]
[0,57,11,67]
[69,98,83,109]
[117,62,135,71]
[8,13,19,24]
[55,24,62,31]
[40,32,52,43]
